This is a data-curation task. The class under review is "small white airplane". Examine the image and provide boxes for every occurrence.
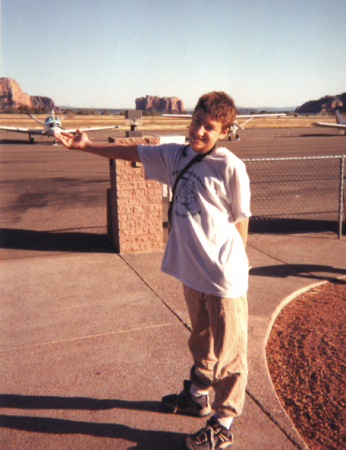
[312,111,346,135]
[0,110,120,144]
[162,112,286,140]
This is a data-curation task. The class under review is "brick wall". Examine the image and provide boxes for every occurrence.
[108,137,163,253]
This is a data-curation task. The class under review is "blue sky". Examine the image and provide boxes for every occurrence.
[1,0,345,109]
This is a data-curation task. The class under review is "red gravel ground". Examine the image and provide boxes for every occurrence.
[266,280,346,450]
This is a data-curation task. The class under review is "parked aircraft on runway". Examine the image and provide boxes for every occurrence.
[312,111,346,135]
[0,110,120,144]
[163,112,286,140]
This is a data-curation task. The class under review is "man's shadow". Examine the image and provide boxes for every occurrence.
[0,394,185,449]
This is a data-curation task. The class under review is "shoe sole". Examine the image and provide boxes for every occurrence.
[181,438,233,449]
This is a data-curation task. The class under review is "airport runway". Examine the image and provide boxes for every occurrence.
[0,127,345,260]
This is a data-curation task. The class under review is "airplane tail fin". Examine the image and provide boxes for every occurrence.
[335,110,345,125]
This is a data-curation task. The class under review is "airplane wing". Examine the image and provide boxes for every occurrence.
[238,117,254,127]
[162,113,286,119]
[28,114,45,125]
[237,113,286,118]
[62,126,120,133]
[0,126,45,135]
[162,114,193,117]
[312,122,346,129]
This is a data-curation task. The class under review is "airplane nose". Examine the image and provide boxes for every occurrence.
[47,126,58,136]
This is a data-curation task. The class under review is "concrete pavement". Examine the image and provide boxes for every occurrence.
[1,228,345,449]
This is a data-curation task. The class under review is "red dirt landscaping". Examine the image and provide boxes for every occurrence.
[266,280,346,450]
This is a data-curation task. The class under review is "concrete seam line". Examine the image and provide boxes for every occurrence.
[118,254,192,332]
[0,323,177,354]
[245,388,307,450]
[247,243,304,269]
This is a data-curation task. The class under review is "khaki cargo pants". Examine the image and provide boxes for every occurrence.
[184,285,248,418]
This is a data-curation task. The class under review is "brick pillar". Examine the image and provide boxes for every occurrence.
[108,137,162,253]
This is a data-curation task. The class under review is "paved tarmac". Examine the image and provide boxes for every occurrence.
[1,129,345,449]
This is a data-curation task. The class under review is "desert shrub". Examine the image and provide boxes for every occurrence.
[0,107,18,114]
[18,104,31,114]
[141,109,160,116]
[101,110,110,115]
[31,106,49,114]
[77,109,90,115]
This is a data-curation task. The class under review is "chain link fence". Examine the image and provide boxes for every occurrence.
[243,155,345,238]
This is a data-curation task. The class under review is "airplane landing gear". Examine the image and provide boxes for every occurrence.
[228,132,240,141]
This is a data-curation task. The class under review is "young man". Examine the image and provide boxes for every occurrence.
[56,91,251,449]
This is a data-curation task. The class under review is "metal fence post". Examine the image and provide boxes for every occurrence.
[339,155,345,239]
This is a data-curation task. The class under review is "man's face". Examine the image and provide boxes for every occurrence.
[188,108,228,153]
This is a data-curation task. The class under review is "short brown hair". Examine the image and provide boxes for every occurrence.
[194,91,236,130]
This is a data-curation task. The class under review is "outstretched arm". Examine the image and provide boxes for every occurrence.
[55,130,141,162]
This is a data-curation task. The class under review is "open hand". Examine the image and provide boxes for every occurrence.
[54,130,91,150]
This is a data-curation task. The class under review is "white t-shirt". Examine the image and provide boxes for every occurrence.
[138,143,251,298]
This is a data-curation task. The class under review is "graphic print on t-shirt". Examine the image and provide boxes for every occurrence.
[174,169,207,219]
[176,176,197,212]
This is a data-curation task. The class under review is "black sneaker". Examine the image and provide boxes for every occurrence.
[183,416,234,449]
[161,380,211,417]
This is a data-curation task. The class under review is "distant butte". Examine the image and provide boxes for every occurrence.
[296,93,346,113]
[0,77,55,110]
[135,95,185,112]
